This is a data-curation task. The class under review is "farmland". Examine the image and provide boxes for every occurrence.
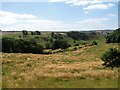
[1,31,119,88]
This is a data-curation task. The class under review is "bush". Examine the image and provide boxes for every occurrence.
[101,48,120,68]
[45,43,52,49]
[52,40,70,50]
[73,47,77,50]
[74,44,79,46]
[92,41,98,45]
[60,41,70,49]
[43,51,52,54]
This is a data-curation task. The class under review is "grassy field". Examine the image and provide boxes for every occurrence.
[2,36,118,88]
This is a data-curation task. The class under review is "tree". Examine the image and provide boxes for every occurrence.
[51,32,55,38]
[35,31,41,35]
[60,41,70,49]
[45,43,52,49]
[31,32,34,35]
[101,48,120,68]
[51,32,63,39]
[31,31,41,35]
[106,28,120,43]
[2,37,15,53]
[22,30,28,35]
[54,34,63,39]
[102,28,120,68]
[106,28,120,52]
[52,40,70,50]
[52,40,61,50]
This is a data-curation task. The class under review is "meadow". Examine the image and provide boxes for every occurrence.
[1,31,119,88]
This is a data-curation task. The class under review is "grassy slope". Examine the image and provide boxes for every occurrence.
[2,36,118,88]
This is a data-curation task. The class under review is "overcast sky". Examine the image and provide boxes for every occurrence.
[0,0,119,31]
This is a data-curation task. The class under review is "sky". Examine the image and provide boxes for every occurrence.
[0,0,119,31]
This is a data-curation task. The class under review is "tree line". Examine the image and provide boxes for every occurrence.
[2,37,70,53]
[2,37,43,54]
[22,30,41,35]
[66,31,99,40]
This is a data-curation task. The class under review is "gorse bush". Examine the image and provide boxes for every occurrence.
[101,48,120,68]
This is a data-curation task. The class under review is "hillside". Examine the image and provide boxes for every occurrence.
[2,36,118,88]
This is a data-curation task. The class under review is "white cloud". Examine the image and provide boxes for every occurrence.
[0,16,18,24]
[67,0,90,6]
[108,3,115,7]
[48,0,64,2]
[0,10,64,31]
[0,10,61,25]
[84,11,89,14]
[84,3,115,10]
[0,10,37,25]
[0,10,116,31]
[48,0,118,6]
[77,18,109,23]
[108,14,116,17]
[1,0,119,2]
[76,18,110,30]
[25,19,62,25]
[48,0,116,13]
[0,10,37,19]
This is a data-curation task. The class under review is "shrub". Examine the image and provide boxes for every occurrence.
[92,41,98,45]
[74,44,79,46]
[45,43,52,49]
[60,41,70,49]
[81,42,87,45]
[101,48,120,68]
[52,40,70,50]
[43,51,52,54]
[73,47,77,50]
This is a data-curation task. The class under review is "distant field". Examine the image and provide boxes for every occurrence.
[2,36,118,88]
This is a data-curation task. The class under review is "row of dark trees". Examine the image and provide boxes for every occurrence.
[2,37,43,54]
[22,30,41,35]
[66,31,99,40]
[31,31,41,35]
[51,32,63,39]
[2,37,70,53]
[50,32,71,49]
[66,31,89,40]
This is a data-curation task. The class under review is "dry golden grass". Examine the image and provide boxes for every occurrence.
[2,41,119,88]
